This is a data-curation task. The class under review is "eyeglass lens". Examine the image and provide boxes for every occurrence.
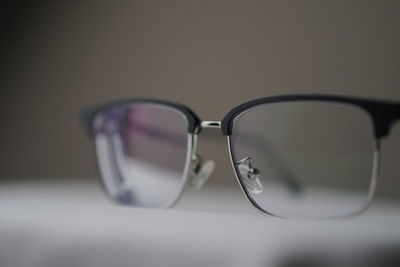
[230,101,375,219]
[94,103,190,208]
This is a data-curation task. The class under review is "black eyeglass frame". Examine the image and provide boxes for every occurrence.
[84,94,400,138]
[82,94,400,219]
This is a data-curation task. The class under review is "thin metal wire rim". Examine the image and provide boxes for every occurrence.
[226,136,380,220]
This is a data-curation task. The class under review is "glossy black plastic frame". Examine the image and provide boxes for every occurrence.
[83,94,400,139]
[82,98,201,135]
[221,95,400,138]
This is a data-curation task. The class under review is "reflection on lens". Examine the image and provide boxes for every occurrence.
[230,101,375,219]
[93,103,189,208]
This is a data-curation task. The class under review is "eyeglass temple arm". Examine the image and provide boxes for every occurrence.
[244,135,302,194]
[80,108,99,136]
[396,104,400,121]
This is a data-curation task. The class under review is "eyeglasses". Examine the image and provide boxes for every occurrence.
[82,95,399,220]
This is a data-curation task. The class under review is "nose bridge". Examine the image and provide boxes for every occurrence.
[200,121,221,129]
[184,120,221,190]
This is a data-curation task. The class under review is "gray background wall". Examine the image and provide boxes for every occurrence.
[1,1,399,199]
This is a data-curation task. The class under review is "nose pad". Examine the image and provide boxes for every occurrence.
[236,157,263,194]
[190,155,215,190]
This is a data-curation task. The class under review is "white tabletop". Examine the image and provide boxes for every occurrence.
[0,180,399,267]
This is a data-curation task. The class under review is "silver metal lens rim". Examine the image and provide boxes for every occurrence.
[163,133,198,208]
[226,136,380,220]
